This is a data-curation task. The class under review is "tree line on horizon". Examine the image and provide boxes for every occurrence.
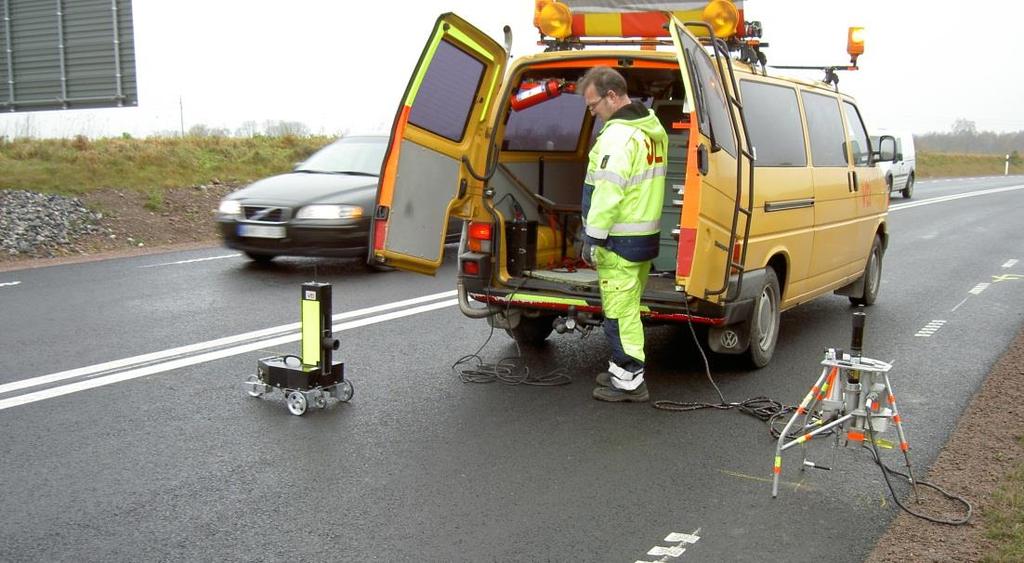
[915,118,1023,157]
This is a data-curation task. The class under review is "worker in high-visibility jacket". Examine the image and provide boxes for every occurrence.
[578,66,667,403]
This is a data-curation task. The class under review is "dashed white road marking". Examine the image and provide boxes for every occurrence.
[637,528,701,562]
[0,281,21,288]
[138,253,242,268]
[915,320,946,337]
[1004,259,1019,268]
[969,283,990,295]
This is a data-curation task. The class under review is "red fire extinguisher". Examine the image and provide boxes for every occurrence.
[510,79,574,112]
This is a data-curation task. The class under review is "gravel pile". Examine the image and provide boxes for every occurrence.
[0,189,108,257]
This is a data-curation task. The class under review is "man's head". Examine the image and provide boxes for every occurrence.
[578,66,631,121]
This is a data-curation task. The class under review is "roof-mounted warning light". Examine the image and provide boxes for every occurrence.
[533,0,758,51]
[770,26,865,91]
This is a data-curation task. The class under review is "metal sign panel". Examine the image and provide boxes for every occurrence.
[0,0,137,112]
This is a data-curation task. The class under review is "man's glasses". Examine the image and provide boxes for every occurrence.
[586,92,609,113]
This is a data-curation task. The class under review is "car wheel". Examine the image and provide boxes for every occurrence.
[244,251,275,264]
[901,173,914,199]
[747,267,781,369]
[505,314,556,346]
[850,236,883,306]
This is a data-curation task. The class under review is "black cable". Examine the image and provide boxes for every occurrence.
[451,276,571,387]
[864,406,973,525]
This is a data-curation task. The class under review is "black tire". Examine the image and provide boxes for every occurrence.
[505,314,556,346]
[850,236,883,306]
[244,251,275,264]
[901,173,914,199]
[747,267,781,369]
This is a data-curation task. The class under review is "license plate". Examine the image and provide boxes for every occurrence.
[238,224,285,239]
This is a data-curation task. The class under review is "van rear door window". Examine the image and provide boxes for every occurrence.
[842,101,871,166]
[739,80,806,167]
[407,40,486,143]
[801,91,847,167]
[504,94,585,151]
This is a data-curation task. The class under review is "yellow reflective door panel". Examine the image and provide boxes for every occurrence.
[370,14,506,275]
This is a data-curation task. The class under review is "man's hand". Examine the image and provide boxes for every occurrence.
[581,240,597,267]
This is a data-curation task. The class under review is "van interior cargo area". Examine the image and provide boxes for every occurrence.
[486,63,689,300]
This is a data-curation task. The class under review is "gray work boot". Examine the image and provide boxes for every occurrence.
[595,371,613,387]
[592,382,649,403]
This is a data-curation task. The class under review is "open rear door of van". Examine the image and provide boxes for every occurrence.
[668,16,746,305]
[370,14,506,275]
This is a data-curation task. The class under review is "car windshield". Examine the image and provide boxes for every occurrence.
[295,136,388,175]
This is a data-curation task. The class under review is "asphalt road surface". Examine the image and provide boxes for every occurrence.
[2,176,1023,562]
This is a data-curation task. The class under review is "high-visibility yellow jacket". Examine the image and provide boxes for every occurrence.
[582,102,668,262]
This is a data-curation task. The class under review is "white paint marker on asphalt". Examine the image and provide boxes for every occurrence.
[1003,259,1019,268]
[969,283,990,295]
[0,281,20,288]
[915,320,947,337]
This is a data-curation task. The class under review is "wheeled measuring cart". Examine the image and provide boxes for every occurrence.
[243,282,354,416]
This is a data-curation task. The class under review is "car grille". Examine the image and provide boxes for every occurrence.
[242,206,287,223]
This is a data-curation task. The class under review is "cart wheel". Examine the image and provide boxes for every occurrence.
[312,390,327,409]
[286,391,308,416]
[245,374,264,397]
[336,380,354,403]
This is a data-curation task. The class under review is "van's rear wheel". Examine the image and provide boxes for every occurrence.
[747,267,781,369]
[850,236,883,306]
[901,173,914,199]
[506,315,556,346]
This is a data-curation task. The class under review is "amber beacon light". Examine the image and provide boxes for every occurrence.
[535,0,573,39]
[702,0,739,38]
[847,26,865,65]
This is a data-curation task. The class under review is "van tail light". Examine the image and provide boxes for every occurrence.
[462,260,480,276]
[467,221,493,253]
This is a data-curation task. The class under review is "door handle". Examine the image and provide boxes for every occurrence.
[852,170,859,192]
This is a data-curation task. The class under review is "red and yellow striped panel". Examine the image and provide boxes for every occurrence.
[569,7,745,38]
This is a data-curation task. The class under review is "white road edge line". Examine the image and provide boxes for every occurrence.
[0,299,458,411]
[889,184,1024,212]
[138,253,242,268]
[0,281,21,288]
[0,290,457,395]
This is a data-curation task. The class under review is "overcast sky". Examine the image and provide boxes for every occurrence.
[2,0,1023,138]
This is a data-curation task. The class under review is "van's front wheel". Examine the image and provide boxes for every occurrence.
[747,267,781,368]
[506,314,556,346]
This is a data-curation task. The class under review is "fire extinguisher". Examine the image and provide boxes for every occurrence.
[510,79,575,112]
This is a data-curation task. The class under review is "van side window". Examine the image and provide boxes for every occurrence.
[801,91,847,167]
[504,94,585,151]
[739,80,806,167]
[407,40,486,143]
[842,101,871,167]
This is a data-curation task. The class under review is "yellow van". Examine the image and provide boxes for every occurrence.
[369,1,897,367]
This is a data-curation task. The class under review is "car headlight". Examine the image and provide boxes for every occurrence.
[218,200,241,216]
[295,204,363,220]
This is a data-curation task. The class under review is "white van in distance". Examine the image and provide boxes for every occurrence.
[872,130,916,198]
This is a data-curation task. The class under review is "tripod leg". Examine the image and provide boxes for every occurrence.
[885,374,920,502]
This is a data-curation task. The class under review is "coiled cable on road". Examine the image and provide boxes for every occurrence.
[451,278,571,387]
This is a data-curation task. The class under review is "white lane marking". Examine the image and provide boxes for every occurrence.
[1004,259,1019,268]
[969,283,990,295]
[638,528,701,562]
[0,298,458,411]
[138,253,242,268]
[0,290,457,395]
[915,320,946,337]
[951,298,969,313]
[0,281,21,288]
[889,184,1024,212]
